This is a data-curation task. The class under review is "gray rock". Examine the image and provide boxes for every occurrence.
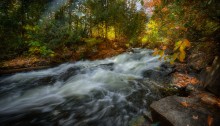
[188,52,213,71]
[205,56,220,96]
[150,95,220,126]
[142,62,174,84]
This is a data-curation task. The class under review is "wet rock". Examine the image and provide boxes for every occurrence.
[142,69,169,83]
[129,48,143,53]
[36,76,56,85]
[99,63,114,71]
[188,52,212,71]
[160,62,175,69]
[150,95,220,126]
[185,84,200,93]
[205,56,220,96]
[58,66,81,81]
[142,62,174,83]
[158,86,188,97]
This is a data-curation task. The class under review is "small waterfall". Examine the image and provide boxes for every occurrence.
[0,48,165,126]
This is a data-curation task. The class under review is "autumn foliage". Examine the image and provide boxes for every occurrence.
[143,0,219,62]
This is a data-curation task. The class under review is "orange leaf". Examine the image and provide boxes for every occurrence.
[162,46,167,50]
[183,39,190,47]
[179,51,186,62]
[161,7,168,12]
[208,115,213,126]
[180,101,190,107]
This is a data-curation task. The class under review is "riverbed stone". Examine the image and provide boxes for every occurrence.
[142,62,174,84]
[150,95,220,126]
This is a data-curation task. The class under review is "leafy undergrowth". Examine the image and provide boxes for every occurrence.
[0,40,126,73]
[1,56,50,69]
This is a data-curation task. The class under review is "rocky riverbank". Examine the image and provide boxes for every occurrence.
[0,41,219,126]
[149,42,220,126]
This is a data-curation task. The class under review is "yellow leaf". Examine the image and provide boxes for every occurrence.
[179,44,185,53]
[153,48,159,56]
[172,53,178,60]
[170,60,174,64]
[162,27,168,31]
[159,50,164,57]
[50,53,55,57]
[164,56,167,60]
[167,31,172,35]
[179,50,186,62]
[125,44,130,47]
[174,41,182,51]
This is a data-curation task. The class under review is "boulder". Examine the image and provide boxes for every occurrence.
[205,56,220,96]
[150,95,220,126]
[188,52,209,71]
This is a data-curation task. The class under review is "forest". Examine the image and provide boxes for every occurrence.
[0,0,218,63]
[0,0,220,126]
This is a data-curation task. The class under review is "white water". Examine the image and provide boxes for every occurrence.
[0,48,164,126]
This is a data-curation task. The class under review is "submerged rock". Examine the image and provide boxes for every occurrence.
[150,95,220,126]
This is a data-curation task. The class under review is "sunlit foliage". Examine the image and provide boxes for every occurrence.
[0,0,147,59]
[143,0,219,62]
[0,0,219,62]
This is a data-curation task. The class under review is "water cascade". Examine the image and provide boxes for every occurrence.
[0,49,166,126]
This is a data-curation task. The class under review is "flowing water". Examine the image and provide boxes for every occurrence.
[0,49,165,126]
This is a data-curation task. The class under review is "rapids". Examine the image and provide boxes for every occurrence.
[0,49,165,126]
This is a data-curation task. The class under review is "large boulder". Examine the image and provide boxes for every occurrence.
[204,56,220,96]
[150,95,220,126]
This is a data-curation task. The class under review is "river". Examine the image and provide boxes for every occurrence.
[0,49,166,126]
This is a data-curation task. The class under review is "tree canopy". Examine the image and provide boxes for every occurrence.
[0,0,147,59]
[0,0,219,63]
